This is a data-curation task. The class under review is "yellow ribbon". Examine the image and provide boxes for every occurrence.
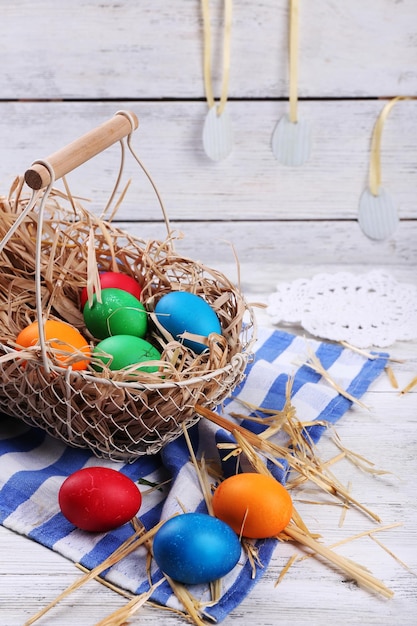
[201,0,233,116]
[289,0,299,124]
[369,95,416,196]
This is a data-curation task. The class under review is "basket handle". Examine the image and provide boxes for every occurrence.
[24,111,139,190]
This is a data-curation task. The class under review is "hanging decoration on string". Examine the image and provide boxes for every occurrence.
[358,96,416,241]
[201,0,233,162]
[272,0,312,166]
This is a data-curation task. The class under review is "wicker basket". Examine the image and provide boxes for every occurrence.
[0,112,255,462]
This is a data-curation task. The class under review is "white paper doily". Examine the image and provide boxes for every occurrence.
[267,270,417,348]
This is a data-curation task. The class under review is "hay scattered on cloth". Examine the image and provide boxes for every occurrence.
[0,327,391,623]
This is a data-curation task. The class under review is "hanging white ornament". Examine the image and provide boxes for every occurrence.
[202,105,233,162]
[272,115,311,167]
[201,0,233,162]
[272,0,312,166]
[358,188,398,241]
[358,96,416,240]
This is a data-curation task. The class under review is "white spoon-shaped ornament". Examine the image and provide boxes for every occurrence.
[203,106,233,162]
[272,115,312,166]
[358,188,399,241]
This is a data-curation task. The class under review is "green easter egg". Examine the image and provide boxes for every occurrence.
[83,288,147,340]
[93,335,161,373]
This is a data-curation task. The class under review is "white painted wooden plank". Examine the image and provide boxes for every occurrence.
[1,0,416,99]
[119,221,417,267]
[0,100,416,222]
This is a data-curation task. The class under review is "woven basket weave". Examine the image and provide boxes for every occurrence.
[0,113,255,461]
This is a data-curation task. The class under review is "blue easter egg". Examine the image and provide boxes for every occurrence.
[152,512,241,585]
[154,291,222,354]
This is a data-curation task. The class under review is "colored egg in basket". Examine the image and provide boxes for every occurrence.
[154,291,222,354]
[92,335,162,373]
[15,319,91,371]
[79,270,142,310]
[83,287,147,340]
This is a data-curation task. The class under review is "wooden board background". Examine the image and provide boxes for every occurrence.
[2,0,417,99]
[0,0,416,267]
[0,3,417,625]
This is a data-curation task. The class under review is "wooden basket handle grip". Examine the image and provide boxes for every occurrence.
[24,111,139,190]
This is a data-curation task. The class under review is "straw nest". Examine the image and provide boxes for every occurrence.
[0,180,255,461]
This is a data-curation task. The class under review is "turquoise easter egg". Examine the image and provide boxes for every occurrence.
[154,291,222,354]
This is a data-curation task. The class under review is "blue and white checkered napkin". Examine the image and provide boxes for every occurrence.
[0,328,388,622]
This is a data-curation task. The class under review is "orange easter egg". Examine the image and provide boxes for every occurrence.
[16,320,90,370]
[212,472,293,539]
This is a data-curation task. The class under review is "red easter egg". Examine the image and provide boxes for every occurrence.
[58,467,142,532]
[80,271,142,310]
